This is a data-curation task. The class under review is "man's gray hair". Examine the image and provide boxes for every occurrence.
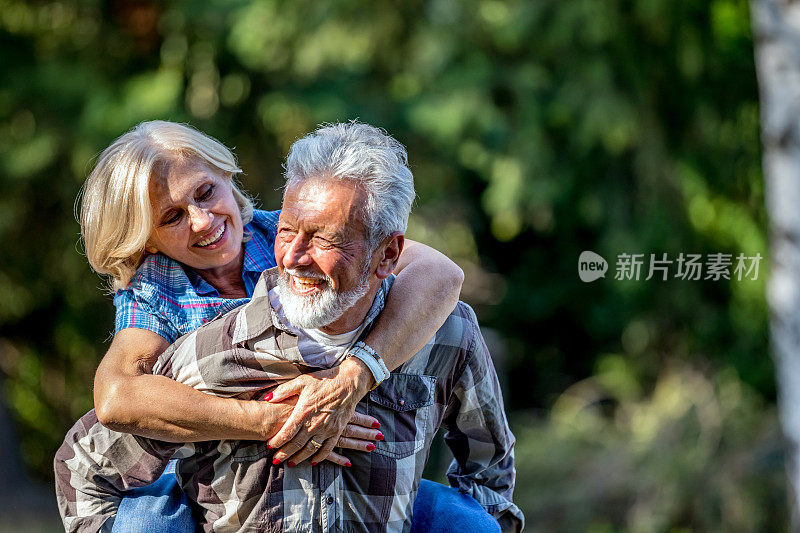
[284,121,415,248]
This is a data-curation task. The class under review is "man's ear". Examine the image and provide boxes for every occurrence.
[144,240,158,254]
[375,232,404,280]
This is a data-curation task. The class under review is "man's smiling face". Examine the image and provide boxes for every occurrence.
[274,178,378,332]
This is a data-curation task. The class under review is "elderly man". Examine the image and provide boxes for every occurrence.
[55,122,523,532]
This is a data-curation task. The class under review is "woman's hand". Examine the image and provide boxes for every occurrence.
[274,412,383,467]
[267,240,462,465]
[267,357,379,465]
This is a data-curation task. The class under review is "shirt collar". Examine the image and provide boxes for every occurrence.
[185,268,218,297]
[242,225,275,274]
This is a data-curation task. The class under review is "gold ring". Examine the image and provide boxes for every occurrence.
[310,438,324,449]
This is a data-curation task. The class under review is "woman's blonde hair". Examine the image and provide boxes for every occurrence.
[78,120,254,291]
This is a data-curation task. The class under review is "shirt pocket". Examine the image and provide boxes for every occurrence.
[366,373,436,459]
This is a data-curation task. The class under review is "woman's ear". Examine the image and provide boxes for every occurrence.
[375,233,404,279]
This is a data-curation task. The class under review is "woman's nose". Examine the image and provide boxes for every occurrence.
[187,205,213,233]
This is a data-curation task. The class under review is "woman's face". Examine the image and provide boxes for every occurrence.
[146,159,244,277]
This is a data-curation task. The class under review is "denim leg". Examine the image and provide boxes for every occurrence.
[112,460,194,533]
[411,478,501,533]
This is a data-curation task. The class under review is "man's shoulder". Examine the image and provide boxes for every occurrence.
[415,301,481,361]
[439,301,480,340]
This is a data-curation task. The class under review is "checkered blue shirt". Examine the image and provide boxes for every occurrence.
[113,209,281,343]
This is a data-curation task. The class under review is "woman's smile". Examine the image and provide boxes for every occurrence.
[194,220,227,248]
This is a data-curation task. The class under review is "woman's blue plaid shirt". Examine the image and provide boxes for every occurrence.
[113,209,281,343]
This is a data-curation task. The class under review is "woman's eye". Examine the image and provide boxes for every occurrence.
[163,211,182,225]
[198,185,214,201]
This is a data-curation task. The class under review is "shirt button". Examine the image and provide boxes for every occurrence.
[326,496,334,505]
[399,398,405,406]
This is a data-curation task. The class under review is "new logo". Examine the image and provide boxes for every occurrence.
[578,251,608,282]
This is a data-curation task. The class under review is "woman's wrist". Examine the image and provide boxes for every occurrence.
[340,356,375,397]
[346,341,391,390]
[241,397,295,440]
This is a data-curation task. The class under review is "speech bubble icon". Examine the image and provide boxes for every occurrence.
[578,251,608,282]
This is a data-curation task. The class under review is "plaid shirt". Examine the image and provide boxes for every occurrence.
[113,209,281,343]
[56,268,523,533]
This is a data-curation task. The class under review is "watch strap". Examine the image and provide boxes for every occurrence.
[347,341,391,390]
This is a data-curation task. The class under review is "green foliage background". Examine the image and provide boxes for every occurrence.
[0,0,783,529]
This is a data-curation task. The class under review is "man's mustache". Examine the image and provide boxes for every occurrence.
[283,268,329,283]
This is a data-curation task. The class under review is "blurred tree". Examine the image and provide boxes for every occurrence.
[0,6,771,529]
[751,0,800,524]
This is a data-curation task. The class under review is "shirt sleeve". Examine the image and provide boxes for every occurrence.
[54,410,186,533]
[114,289,180,344]
[442,307,525,532]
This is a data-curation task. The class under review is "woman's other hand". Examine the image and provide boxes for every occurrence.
[272,412,383,468]
[267,357,380,466]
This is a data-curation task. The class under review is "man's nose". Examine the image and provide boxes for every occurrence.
[283,234,312,268]
[187,205,213,233]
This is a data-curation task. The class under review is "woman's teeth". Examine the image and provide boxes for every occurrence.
[196,223,225,247]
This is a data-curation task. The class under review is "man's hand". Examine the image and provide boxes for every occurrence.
[267,357,380,466]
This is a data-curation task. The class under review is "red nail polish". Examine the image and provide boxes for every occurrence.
[371,422,381,429]
[344,462,352,467]
[288,461,296,467]
[311,461,318,466]
[376,433,384,441]
[267,444,273,449]
[262,392,273,401]
[272,458,280,465]
[366,444,375,451]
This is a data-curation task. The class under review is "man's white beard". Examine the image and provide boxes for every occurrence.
[276,264,371,329]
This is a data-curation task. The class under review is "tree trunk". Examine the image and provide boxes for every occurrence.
[752,0,800,525]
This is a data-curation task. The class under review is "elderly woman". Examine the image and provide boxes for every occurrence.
[77,121,499,532]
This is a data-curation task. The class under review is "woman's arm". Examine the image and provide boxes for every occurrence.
[93,328,378,466]
[94,328,290,442]
[267,239,464,465]
[365,238,465,369]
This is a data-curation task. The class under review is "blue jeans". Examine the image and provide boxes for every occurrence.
[113,464,499,533]
[112,461,194,533]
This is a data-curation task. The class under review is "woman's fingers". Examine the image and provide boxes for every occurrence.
[340,423,383,442]
[336,436,376,453]
[267,378,306,403]
[307,438,338,466]
[321,449,351,467]
[270,439,303,465]
[273,425,380,466]
[290,429,378,466]
[349,411,381,429]
[279,434,328,466]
